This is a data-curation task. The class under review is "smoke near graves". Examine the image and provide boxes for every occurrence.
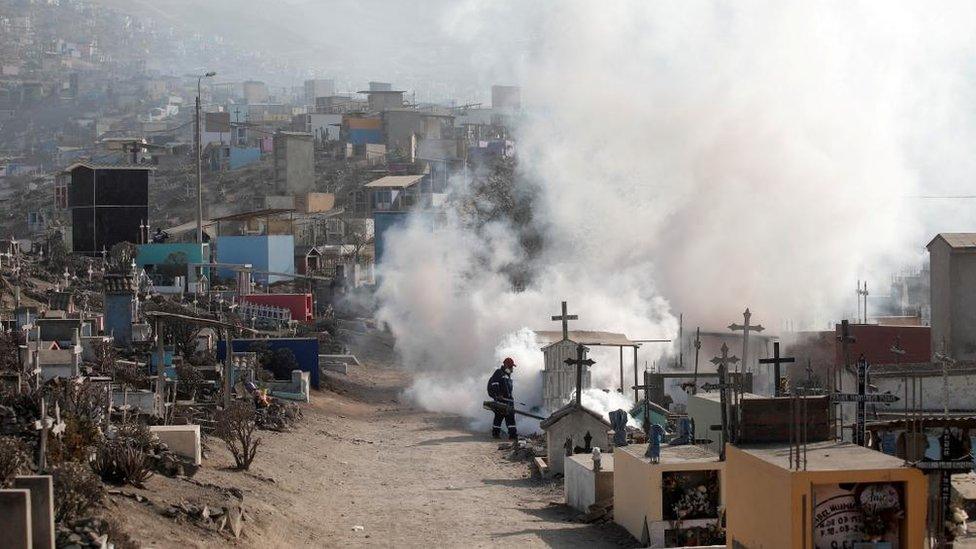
[376,1,976,424]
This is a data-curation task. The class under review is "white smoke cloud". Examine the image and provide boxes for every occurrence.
[378,1,976,422]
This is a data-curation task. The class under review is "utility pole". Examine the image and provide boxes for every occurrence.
[195,71,216,246]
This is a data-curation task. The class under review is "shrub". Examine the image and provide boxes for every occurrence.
[91,441,153,487]
[53,461,105,523]
[215,401,261,470]
[0,436,29,487]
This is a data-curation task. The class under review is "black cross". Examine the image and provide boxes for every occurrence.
[709,343,739,459]
[564,344,595,406]
[830,356,898,446]
[551,301,578,341]
[759,342,795,397]
[690,327,702,394]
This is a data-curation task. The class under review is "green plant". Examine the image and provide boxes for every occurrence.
[91,441,153,487]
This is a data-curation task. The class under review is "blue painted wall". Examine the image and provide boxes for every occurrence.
[217,337,320,389]
[373,211,409,265]
[216,235,295,283]
[229,147,261,170]
[348,128,383,145]
[104,294,133,346]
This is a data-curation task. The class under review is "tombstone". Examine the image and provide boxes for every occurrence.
[609,409,629,447]
[12,475,54,549]
[564,451,614,513]
[0,489,32,549]
[149,425,202,465]
[103,274,135,347]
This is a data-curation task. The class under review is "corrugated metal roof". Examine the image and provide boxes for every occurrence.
[928,233,976,250]
[535,330,639,347]
[364,174,426,188]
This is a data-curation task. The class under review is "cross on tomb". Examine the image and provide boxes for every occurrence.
[33,398,64,473]
[729,308,764,374]
[709,343,740,460]
[690,327,702,395]
[564,344,595,406]
[759,342,795,397]
[829,356,898,446]
[551,301,578,341]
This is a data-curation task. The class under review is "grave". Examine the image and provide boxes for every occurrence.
[0,488,32,549]
[149,425,202,465]
[539,404,611,476]
[103,274,137,347]
[112,389,162,416]
[36,346,81,382]
[263,369,311,402]
[539,341,611,476]
[12,475,54,549]
[614,443,725,547]
[725,441,928,548]
[565,452,613,513]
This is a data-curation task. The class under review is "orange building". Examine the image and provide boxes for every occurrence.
[725,441,927,548]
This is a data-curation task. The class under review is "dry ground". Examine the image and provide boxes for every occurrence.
[105,356,638,548]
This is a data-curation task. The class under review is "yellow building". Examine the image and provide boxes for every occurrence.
[726,441,928,549]
[614,443,726,547]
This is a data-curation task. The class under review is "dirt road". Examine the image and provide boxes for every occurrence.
[109,357,637,548]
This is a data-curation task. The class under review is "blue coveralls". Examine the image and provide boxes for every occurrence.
[487,367,517,439]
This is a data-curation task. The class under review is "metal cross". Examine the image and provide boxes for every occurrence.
[729,308,764,374]
[830,356,899,446]
[709,343,739,459]
[551,301,578,341]
[564,343,595,406]
[759,341,795,397]
[690,327,702,394]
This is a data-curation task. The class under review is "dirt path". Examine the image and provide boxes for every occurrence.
[108,357,638,548]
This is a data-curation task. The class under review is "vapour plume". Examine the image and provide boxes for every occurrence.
[378,1,976,423]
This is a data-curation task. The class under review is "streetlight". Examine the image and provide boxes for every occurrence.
[194,71,216,247]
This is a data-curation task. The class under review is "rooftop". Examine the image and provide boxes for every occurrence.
[927,233,976,250]
[738,440,908,472]
[621,443,720,465]
[364,174,426,188]
[535,330,639,348]
[539,402,611,430]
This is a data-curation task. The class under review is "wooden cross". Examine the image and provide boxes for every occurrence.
[709,343,740,459]
[830,356,898,446]
[564,343,594,406]
[759,342,795,397]
[729,308,764,374]
[551,301,578,341]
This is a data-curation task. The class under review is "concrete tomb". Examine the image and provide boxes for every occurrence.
[565,452,614,513]
[0,488,33,549]
[540,403,611,476]
[12,475,55,549]
[263,369,311,402]
[614,444,725,548]
[149,424,202,465]
[112,389,162,416]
